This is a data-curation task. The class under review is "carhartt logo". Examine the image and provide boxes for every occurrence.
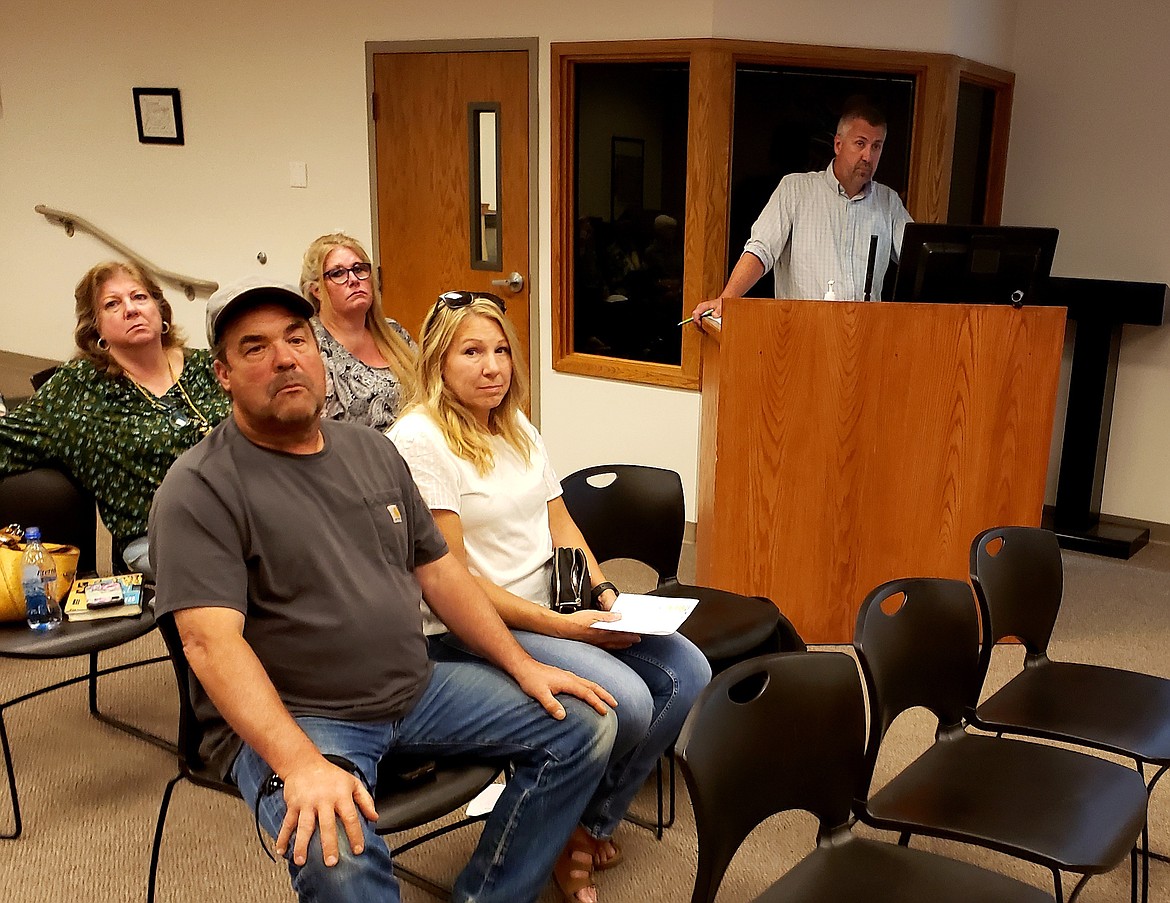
[387,504,402,524]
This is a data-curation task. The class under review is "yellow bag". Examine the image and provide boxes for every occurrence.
[0,538,80,622]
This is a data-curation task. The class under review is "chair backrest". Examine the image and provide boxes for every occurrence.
[0,468,97,575]
[560,464,684,584]
[677,651,866,903]
[970,526,1062,656]
[155,613,226,787]
[853,578,983,785]
[30,366,59,392]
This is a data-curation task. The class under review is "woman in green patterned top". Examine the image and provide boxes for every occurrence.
[0,261,230,573]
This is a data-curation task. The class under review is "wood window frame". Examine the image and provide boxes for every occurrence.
[551,39,1014,390]
[955,59,1015,225]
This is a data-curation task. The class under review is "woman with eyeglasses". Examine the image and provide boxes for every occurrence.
[388,292,710,903]
[299,233,418,431]
[0,260,230,574]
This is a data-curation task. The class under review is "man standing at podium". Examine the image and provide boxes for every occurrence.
[690,102,912,321]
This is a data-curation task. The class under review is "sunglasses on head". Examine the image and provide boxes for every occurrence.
[424,291,507,334]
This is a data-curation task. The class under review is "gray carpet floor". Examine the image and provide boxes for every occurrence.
[1,541,1167,902]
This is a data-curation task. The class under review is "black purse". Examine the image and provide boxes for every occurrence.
[551,547,591,614]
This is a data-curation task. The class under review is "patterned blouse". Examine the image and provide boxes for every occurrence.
[0,349,231,557]
[313,318,415,432]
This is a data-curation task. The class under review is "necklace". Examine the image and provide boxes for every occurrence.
[128,353,213,436]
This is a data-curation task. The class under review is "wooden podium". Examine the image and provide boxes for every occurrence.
[695,298,1066,644]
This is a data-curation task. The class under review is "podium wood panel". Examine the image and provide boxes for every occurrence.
[696,298,1065,643]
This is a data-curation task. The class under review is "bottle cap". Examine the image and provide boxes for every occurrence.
[25,526,40,542]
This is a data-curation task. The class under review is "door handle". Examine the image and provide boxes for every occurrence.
[491,272,525,294]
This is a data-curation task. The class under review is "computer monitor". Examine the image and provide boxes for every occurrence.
[892,223,1059,306]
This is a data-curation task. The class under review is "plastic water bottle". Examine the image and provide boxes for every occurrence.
[22,527,62,631]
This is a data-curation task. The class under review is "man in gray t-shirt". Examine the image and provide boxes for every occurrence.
[149,278,617,903]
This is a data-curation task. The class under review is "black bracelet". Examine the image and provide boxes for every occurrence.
[591,582,618,605]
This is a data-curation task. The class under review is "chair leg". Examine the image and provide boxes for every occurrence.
[0,706,22,840]
[146,772,184,903]
[392,862,449,900]
[1052,868,1064,903]
[389,814,490,899]
[87,651,175,754]
[1140,764,1170,865]
[663,749,677,830]
[1140,827,1149,903]
[1066,871,1092,903]
[622,754,668,838]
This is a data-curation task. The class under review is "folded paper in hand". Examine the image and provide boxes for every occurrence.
[590,593,698,636]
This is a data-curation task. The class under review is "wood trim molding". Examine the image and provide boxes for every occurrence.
[958,60,1015,225]
[550,44,576,381]
[681,47,735,387]
[910,56,960,224]
[552,43,699,389]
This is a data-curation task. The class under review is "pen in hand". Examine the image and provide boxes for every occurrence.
[677,310,717,327]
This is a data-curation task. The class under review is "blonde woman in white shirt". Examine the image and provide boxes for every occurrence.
[388,292,710,903]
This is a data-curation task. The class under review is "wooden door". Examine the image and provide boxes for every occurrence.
[373,50,530,371]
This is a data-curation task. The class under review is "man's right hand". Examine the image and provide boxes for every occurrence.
[510,658,618,720]
[689,297,723,323]
[275,757,379,868]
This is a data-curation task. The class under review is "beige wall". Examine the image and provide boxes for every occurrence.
[1005,0,1170,524]
[711,0,1017,68]
[4,0,1085,523]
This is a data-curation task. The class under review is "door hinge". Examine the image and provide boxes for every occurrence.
[371,92,379,122]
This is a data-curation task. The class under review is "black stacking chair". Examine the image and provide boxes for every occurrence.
[971,525,1170,896]
[148,614,503,902]
[560,463,804,837]
[29,366,58,392]
[854,577,1149,903]
[677,650,1054,903]
[0,467,169,840]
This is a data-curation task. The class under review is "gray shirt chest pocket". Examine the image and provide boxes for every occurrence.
[364,491,411,564]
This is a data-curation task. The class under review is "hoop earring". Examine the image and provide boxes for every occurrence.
[96,337,109,351]
[161,321,170,334]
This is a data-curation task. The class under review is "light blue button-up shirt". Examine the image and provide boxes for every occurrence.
[743,163,912,301]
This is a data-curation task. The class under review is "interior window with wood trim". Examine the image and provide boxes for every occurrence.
[552,40,1014,391]
[553,51,696,389]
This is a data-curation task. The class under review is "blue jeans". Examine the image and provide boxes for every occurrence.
[231,659,616,903]
[433,629,710,839]
[122,535,155,580]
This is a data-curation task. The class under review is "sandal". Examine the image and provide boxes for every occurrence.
[554,829,599,903]
[592,837,623,871]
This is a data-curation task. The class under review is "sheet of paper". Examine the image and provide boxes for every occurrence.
[590,593,698,635]
[465,781,504,817]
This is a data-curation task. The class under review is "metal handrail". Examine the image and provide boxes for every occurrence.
[35,204,218,300]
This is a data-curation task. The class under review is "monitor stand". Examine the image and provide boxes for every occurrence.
[1046,277,1167,558]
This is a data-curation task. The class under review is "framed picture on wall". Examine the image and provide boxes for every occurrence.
[133,88,184,145]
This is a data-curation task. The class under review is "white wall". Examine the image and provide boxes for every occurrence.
[712,0,1017,68]
[1004,0,1170,523]
[2,0,1018,518]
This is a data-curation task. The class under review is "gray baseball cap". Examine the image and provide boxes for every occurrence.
[206,276,315,346]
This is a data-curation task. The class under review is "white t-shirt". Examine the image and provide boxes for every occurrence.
[387,409,561,634]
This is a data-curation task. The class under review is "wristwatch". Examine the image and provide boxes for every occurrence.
[590,582,618,606]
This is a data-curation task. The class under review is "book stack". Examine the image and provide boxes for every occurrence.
[63,574,144,621]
